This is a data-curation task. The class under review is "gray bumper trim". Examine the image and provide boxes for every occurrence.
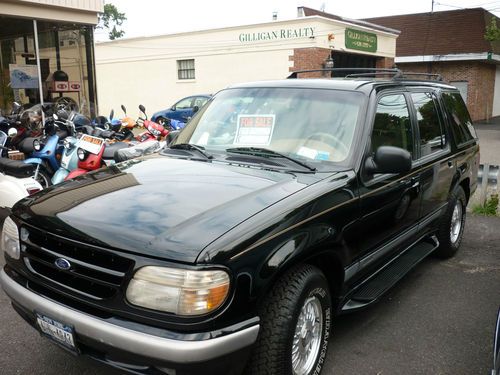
[0,269,259,364]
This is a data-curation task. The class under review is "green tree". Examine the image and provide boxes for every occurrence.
[484,18,500,42]
[98,3,126,40]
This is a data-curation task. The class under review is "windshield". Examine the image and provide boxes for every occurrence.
[175,87,365,167]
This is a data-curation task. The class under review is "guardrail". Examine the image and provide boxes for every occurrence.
[477,163,499,204]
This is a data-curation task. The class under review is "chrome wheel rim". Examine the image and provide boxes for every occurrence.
[292,296,323,375]
[450,201,463,244]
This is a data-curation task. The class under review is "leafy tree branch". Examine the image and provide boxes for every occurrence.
[485,18,500,42]
[98,3,126,40]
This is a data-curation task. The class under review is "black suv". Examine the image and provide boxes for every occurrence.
[0,69,479,375]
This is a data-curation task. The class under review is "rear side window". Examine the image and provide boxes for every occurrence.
[441,92,476,145]
[371,94,414,157]
[411,92,446,157]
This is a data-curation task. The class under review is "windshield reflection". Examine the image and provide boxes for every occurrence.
[175,87,364,166]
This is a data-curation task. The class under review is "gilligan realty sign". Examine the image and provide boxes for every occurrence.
[239,27,315,42]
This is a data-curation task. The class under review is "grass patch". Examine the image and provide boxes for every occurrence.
[472,194,499,216]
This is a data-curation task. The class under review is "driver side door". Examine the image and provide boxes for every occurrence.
[355,92,422,281]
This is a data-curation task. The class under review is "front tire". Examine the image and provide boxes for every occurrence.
[246,265,332,375]
[434,186,467,258]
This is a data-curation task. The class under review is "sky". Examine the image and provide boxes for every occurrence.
[94,0,500,41]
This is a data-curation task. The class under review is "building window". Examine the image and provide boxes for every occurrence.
[177,59,195,80]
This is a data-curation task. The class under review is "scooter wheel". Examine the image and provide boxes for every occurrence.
[35,168,52,189]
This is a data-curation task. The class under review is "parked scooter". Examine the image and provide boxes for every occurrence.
[51,111,80,184]
[18,111,65,188]
[135,105,170,143]
[0,130,42,215]
[65,133,129,180]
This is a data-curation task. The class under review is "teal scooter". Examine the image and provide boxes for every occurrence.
[51,112,79,184]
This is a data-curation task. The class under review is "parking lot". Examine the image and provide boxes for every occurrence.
[1,213,498,375]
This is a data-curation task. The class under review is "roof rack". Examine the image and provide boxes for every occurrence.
[287,68,445,82]
[287,68,402,79]
[395,72,444,81]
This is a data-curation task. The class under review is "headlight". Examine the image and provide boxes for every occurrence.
[126,267,230,316]
[33,139,41,151]
[63,138,71,149]
[77,148,87,161]
[1,217,20,260]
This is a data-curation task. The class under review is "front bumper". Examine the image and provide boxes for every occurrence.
[1,268,259,374]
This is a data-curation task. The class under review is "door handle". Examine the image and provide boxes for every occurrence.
[447,161,453,168]
[410,176,420,188]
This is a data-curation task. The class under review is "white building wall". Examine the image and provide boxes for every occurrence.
[95,16,397,117]
[493,66,500,117]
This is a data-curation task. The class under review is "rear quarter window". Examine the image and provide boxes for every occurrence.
[441,92,477,146]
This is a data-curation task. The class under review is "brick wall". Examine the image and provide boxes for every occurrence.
[376,57,395,69]
[398,61,495,121]
[289,48,332,78]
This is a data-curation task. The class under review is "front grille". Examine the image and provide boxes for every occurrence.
[21,225,135,300]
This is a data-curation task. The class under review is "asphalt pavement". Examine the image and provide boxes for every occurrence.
[0,214,499,375]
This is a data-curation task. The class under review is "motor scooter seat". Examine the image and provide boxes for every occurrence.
[0,157,35,178]
[102,142,128,159]
[17,137,37,154]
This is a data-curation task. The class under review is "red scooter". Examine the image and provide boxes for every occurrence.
[135,104,169,142]
[64,132,130,180]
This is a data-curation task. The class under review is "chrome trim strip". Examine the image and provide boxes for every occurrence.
[0,269,259,364]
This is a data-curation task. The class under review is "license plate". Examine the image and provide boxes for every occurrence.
[79,134,104,155]
[36,313,76,350]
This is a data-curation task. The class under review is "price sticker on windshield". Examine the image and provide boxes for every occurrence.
[79,134,104,155]
[234,115,275,145]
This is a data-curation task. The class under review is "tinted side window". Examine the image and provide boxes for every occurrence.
[442,92,476,145]
[411,92,446,157]
[372,94,414,157]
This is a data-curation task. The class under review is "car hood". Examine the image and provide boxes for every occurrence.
[13,156,318,263]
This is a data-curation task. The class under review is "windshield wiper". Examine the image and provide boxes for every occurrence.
[169,143,213,159]
[225,147,316,172]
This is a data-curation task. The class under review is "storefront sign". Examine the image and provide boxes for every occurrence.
[345,28,377,53]
[9,64,39,89]
[239,27,314,42]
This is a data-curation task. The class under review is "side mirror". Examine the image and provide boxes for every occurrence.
[171,105,176,111]
[121,104,127,114]
[365,146,411,175]
[109,109,114,120]
[139,104,146,114]
[192,105,199,114]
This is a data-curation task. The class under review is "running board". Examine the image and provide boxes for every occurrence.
[342,236,439,312]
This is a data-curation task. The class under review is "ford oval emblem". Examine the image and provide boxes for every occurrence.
[54,258,71,270]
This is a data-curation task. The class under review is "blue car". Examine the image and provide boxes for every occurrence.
[151,95,211,126]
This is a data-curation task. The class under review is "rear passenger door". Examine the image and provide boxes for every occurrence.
[408,90,455,225]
